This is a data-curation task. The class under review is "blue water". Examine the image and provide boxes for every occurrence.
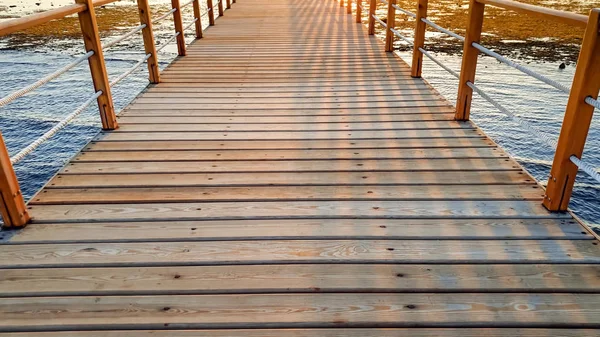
[0,14,599,231]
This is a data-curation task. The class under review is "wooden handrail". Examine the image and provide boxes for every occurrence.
[0,0,119,37]
[477,0,588,28]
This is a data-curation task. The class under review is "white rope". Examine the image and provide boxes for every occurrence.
[153,8,177,23]
[183,18,199,32]
[379,0,388,4]
[390,27,413,44]
[421,17,464,41]
[181,0,194,8]
[467,81,558,149]
[0,51,93,108]
[110,53,152,87]
[570,155,600,184]
[103,24,146,50]
[156,32,181,53]
[10,91,102,165]
[585,96,600,110]
[391,4,416,18]
[419,47,459,79]
[472,42,570,94]
[372,14,387,28]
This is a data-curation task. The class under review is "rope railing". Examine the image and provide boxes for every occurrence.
[109,53,152,87]
[10,91,103,165]
[421,18,464,41]
[181,0,195,8]
[0,51,94,108]
[467,81,559,149]
[153,8,177,24]
[586,96,600,110]
[570,155,600,184]
[472,42,570,94]
[156,31,181,53]
[391,4,416,18]
[183,18,199,31]
[419,47,459,79]
[372,14,387,28]
[380,0,388,4]
[103,23,147,50]
[390,27,413,44]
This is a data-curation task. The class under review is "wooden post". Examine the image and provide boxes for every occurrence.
[341,0,345,8]
[347,0,352,14]
[226,0,231,9]
[232,0,235,3]
[0,134,30,228]
[76,0,117,130]
[171,0,186,56]
[356,0,362,23]
[218,0,224,16]
[384,0,395,52]
[543,9,600,211]
[192,0,203,39]
[368,0,376,35]
[411,0,428,77]
[454,0,485,121]
[207,0,215,25]
[137,0,160,83]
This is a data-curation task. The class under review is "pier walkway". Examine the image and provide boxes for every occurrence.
[1,0,600,335]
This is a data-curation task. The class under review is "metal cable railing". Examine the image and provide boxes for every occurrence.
[0,51,94,107]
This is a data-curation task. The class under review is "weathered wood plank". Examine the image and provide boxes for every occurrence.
[46,171,532,188]
[2,293,600,330]
[72,148,506,162]
[0,240,596,268]
[0,263,597,296]
[125,101,449,110]
[0,329,598,337]
[8,219,586,244]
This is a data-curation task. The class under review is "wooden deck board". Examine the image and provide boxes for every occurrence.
[1,0,599,334]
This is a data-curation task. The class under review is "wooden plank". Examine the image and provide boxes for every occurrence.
[61,158,517,174]
[8,219,585,244]
[82,138,495,151]
[45,171,532,188]
[26,200,566,222]
[30,184,544,204]
[72,148,506,162]
[96,129,483,141]
[0,239,596,269]
[114,121,470,132]
[125,101,450,110]
[1,263,598,297]
[0,329,598,337]
[130,95,442,105]
[2,293,600,331]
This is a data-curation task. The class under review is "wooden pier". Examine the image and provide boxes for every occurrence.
[1,0,600,335]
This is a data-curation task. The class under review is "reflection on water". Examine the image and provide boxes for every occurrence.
[0,2,598,231]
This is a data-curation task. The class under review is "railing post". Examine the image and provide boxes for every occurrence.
[411,0,428,77]
[356,0,362,23]
[218,0,224,16]
[226,0,231,9]
[171,0,187,56]
[384,0,395,52]
[207,0,215,25]
[192,0,203,39]
[0,134,30,228]
[341,0,345,9]
[368,0,376,35]
[137,0,160,83]
[75,0,118,130]
[543,9,600,211]
[454,0,485,121]
[347,0,352,14]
